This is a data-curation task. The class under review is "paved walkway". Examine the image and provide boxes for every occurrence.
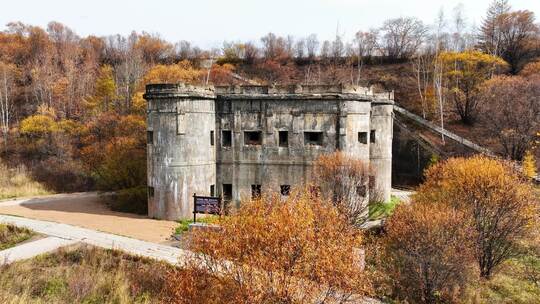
[0,236,77,265]
[0,192,178,244]
[0,214,191,265]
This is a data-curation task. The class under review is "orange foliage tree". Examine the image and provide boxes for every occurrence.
[313,152,371,225]
[380,203,476,304]
[164,188,373,303]
[414,155,539,278]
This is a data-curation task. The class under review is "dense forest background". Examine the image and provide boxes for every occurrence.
[0,0,538,212]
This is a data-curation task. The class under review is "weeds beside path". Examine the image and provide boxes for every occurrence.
[0,224,35,250]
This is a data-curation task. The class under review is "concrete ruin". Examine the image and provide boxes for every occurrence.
[144,84,394,220]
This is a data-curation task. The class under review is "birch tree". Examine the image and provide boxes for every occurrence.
[0,62,16,151]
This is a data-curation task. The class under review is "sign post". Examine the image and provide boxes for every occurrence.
[193,193,223,223]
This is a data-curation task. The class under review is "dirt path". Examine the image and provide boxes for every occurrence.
[0,193,178,244]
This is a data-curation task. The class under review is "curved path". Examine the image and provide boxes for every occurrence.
[0,192,178,244]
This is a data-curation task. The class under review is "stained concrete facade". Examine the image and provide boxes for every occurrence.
[145,84,394,220]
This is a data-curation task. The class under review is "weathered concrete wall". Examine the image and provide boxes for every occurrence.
[370,103,393,202]
[146,84,394,220]
[146,84,216,220]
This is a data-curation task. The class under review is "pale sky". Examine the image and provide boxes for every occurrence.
[1,0,539,48]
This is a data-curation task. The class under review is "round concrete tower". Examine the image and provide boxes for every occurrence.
[145,84,217,220]
[369,95,394,203]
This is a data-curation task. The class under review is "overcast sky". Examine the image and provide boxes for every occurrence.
[1,0,539,48]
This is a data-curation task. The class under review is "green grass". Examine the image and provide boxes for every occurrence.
[0,224,35,250]
[368,195,401,221]
[175,216,220,235]
[0,244,173,304]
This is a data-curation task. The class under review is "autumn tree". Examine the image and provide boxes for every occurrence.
[522,150,537,179]
[0,62,17,151]
[85,65,117,113]
[381,203,476,304]
[379,17,427,60]
[477,75,540,160]
[438,50,507,124]
[478,0,512,57]
[260,33,288,61]
[519,58,540,77]
[313,152,371,225]
[414,156,539,278]
[164,189,372,303]
[141,60,202,86]
[479,0,539,73]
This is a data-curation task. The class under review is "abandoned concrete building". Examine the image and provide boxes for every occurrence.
[144,83,394,220]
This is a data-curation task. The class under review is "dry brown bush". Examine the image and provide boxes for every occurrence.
[380,203,477,304]
[313,152,372,225]
[163,188,373,304]
[414,155,539,278]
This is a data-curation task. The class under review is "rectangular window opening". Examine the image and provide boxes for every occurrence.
[369,176,376,189]
[222,130,232,147]
[279,131,289,147]
[147,131,153,145]
[244,131,262,145]
[223,184,232,201]
[280,185,291,196]
[251,184,262,199]
[356,185,367,197]
[210,184,215,197]
[210,131,215,146]
[304,131,323,146]
[370,130,376,144]
[358,132,367,144]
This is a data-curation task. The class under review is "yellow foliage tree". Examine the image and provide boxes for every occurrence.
[85,65,116,113]
[523,150,537,179]
[438,51,508,124]
[141,60,202,88]
[414,155,538,278]
[19,115,57,137]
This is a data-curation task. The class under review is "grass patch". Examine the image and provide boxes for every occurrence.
[175,216,220,235]
[470,249,540,303]
[0,162,50,200]
[0,244,173,303]
[0,224,35,250]
[368,195,401,221]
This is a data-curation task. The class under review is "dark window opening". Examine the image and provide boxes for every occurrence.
[210,131,214,146]
[148,186,154,198]
[251,184,262,199]
[369,176,376,189]
[358,132,368,144]
[222,130,232,147]
[244,131,262,145]
[357,185,367,197]
[223,184,232,201]
[304,131,323,146]
[210,184,215,197]
[280,185,291,196]
[279,131,289,147]
[370,130,376,143]
[147,131,153,145]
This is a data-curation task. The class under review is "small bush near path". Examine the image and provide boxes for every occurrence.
[0,224,34,250]
[0,244,173,304]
